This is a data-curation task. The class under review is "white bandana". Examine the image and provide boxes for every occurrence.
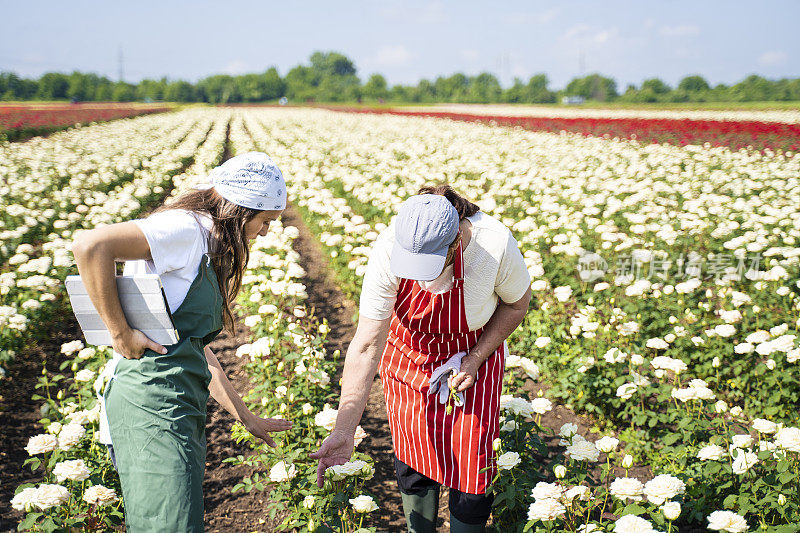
[195,151,286,210]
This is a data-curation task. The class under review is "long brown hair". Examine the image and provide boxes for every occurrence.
[417,184,480,220]
[155,188,260,333]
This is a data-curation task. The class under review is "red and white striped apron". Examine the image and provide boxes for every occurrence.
[379,241,505,495]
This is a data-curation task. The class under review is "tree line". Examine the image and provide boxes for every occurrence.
[2,51,799,104]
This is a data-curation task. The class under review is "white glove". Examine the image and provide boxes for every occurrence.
[427,351,466,406]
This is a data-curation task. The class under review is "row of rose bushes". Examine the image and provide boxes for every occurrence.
[0,109,226,372]
[236,107,800,530]
[8,110,231,530]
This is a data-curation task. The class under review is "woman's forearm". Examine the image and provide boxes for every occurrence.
[468,287,533,364]
[205,346,254,424]
[73,238,132,339]
[333,318,390,436]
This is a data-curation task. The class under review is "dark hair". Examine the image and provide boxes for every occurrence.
[417,184,480,220]
[154,188,261,334]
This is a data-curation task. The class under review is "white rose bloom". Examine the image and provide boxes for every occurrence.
[731,449,758,475]
[707,510,749,532]
[734,343,754,354]
[775,427,800,452]
[527,498,566,522]
[609,477,644,501]
[753,418,778,434]
[564,485,590,502]
[531,397,552,415]
[553,285,573,302]
[697,444,726,460]
[519,358,540,380]
[613,514,659,532]
[349,495,379,513]
[314,405,338,431]
[53,459,91,482]
[25,434,58,455]
[269,461,297,483]
[57,423,85,450]
[496,451,521,470]
[60,340,85,355]
[645,338,669,350]
[534,336,551,348]
[643,474,685,505]
[616,383,638,400]
[11,487,39,511]
[622,454,634,468]
[731,434,753,449]
[32,484,70,510]
[559,423,579,441]
[715,401,728,413]
[730,406,743,417]
[595,436,619,453]
[662,501,681,521]
[76,347,96,360]
[745,330,770,344]
[499,395,535,417]
[530,481,565,501]
[74,369,96,382]
[565,438,600,462]
[500,419,518,432]
[82,485,119,506]
[302,495,316,509]
[714,324,737,337]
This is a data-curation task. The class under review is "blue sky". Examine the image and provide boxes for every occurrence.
[1,0,798,90]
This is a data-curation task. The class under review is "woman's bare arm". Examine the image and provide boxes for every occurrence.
[204,346,292,447]
[450,285,532,391]
[309,315,391,486]
[71,222,168,358]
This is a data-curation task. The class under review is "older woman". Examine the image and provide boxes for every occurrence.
[311,185,532,532]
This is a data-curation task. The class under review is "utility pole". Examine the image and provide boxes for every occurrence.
[118,46,124,82]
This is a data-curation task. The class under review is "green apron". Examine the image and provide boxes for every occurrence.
[104,253,223,532]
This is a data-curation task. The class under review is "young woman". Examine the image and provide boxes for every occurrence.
[73,151,292,532]
[311,185,532,532]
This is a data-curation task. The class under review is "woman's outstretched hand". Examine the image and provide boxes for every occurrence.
[309,429,354,487]
[243,413,293,447]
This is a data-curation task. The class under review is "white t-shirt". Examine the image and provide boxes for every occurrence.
[359,210,531,331]
[98,209,214,445]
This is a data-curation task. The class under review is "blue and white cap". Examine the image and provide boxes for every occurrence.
[391,194,459,281]
[195,151,286,210]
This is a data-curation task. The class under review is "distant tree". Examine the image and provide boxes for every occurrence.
[434,73,469,102]
[565,73,617,101]
[197,75,241,104]
[111,81,137,102]
[641,78,671,94]
[502,78,527,103]
[415,79,436,103]
[362,74,389,101]
[526,74,556,103]
[677,75,710,93]
[309,51,357,78]
[467,72,502,103]
[136,78,168,101]
[36,72,69,100]
[730,74,774,102]
[284,65,318,101]
[164,80,196,102]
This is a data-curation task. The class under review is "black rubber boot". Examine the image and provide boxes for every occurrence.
[449,513,486,533]
[401,487,440,533]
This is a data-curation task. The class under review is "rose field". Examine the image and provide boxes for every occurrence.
[2,106,800,532]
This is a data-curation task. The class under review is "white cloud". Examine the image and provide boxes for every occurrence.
[564,23,591,40]
[758,50,787,66]
[563,24,618,45]
[374,46,411,67]
[223,59,248,75]
[660,25,700,37]
[594,28,618,44]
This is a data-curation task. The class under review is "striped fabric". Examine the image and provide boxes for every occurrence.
[379,241,505,495]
